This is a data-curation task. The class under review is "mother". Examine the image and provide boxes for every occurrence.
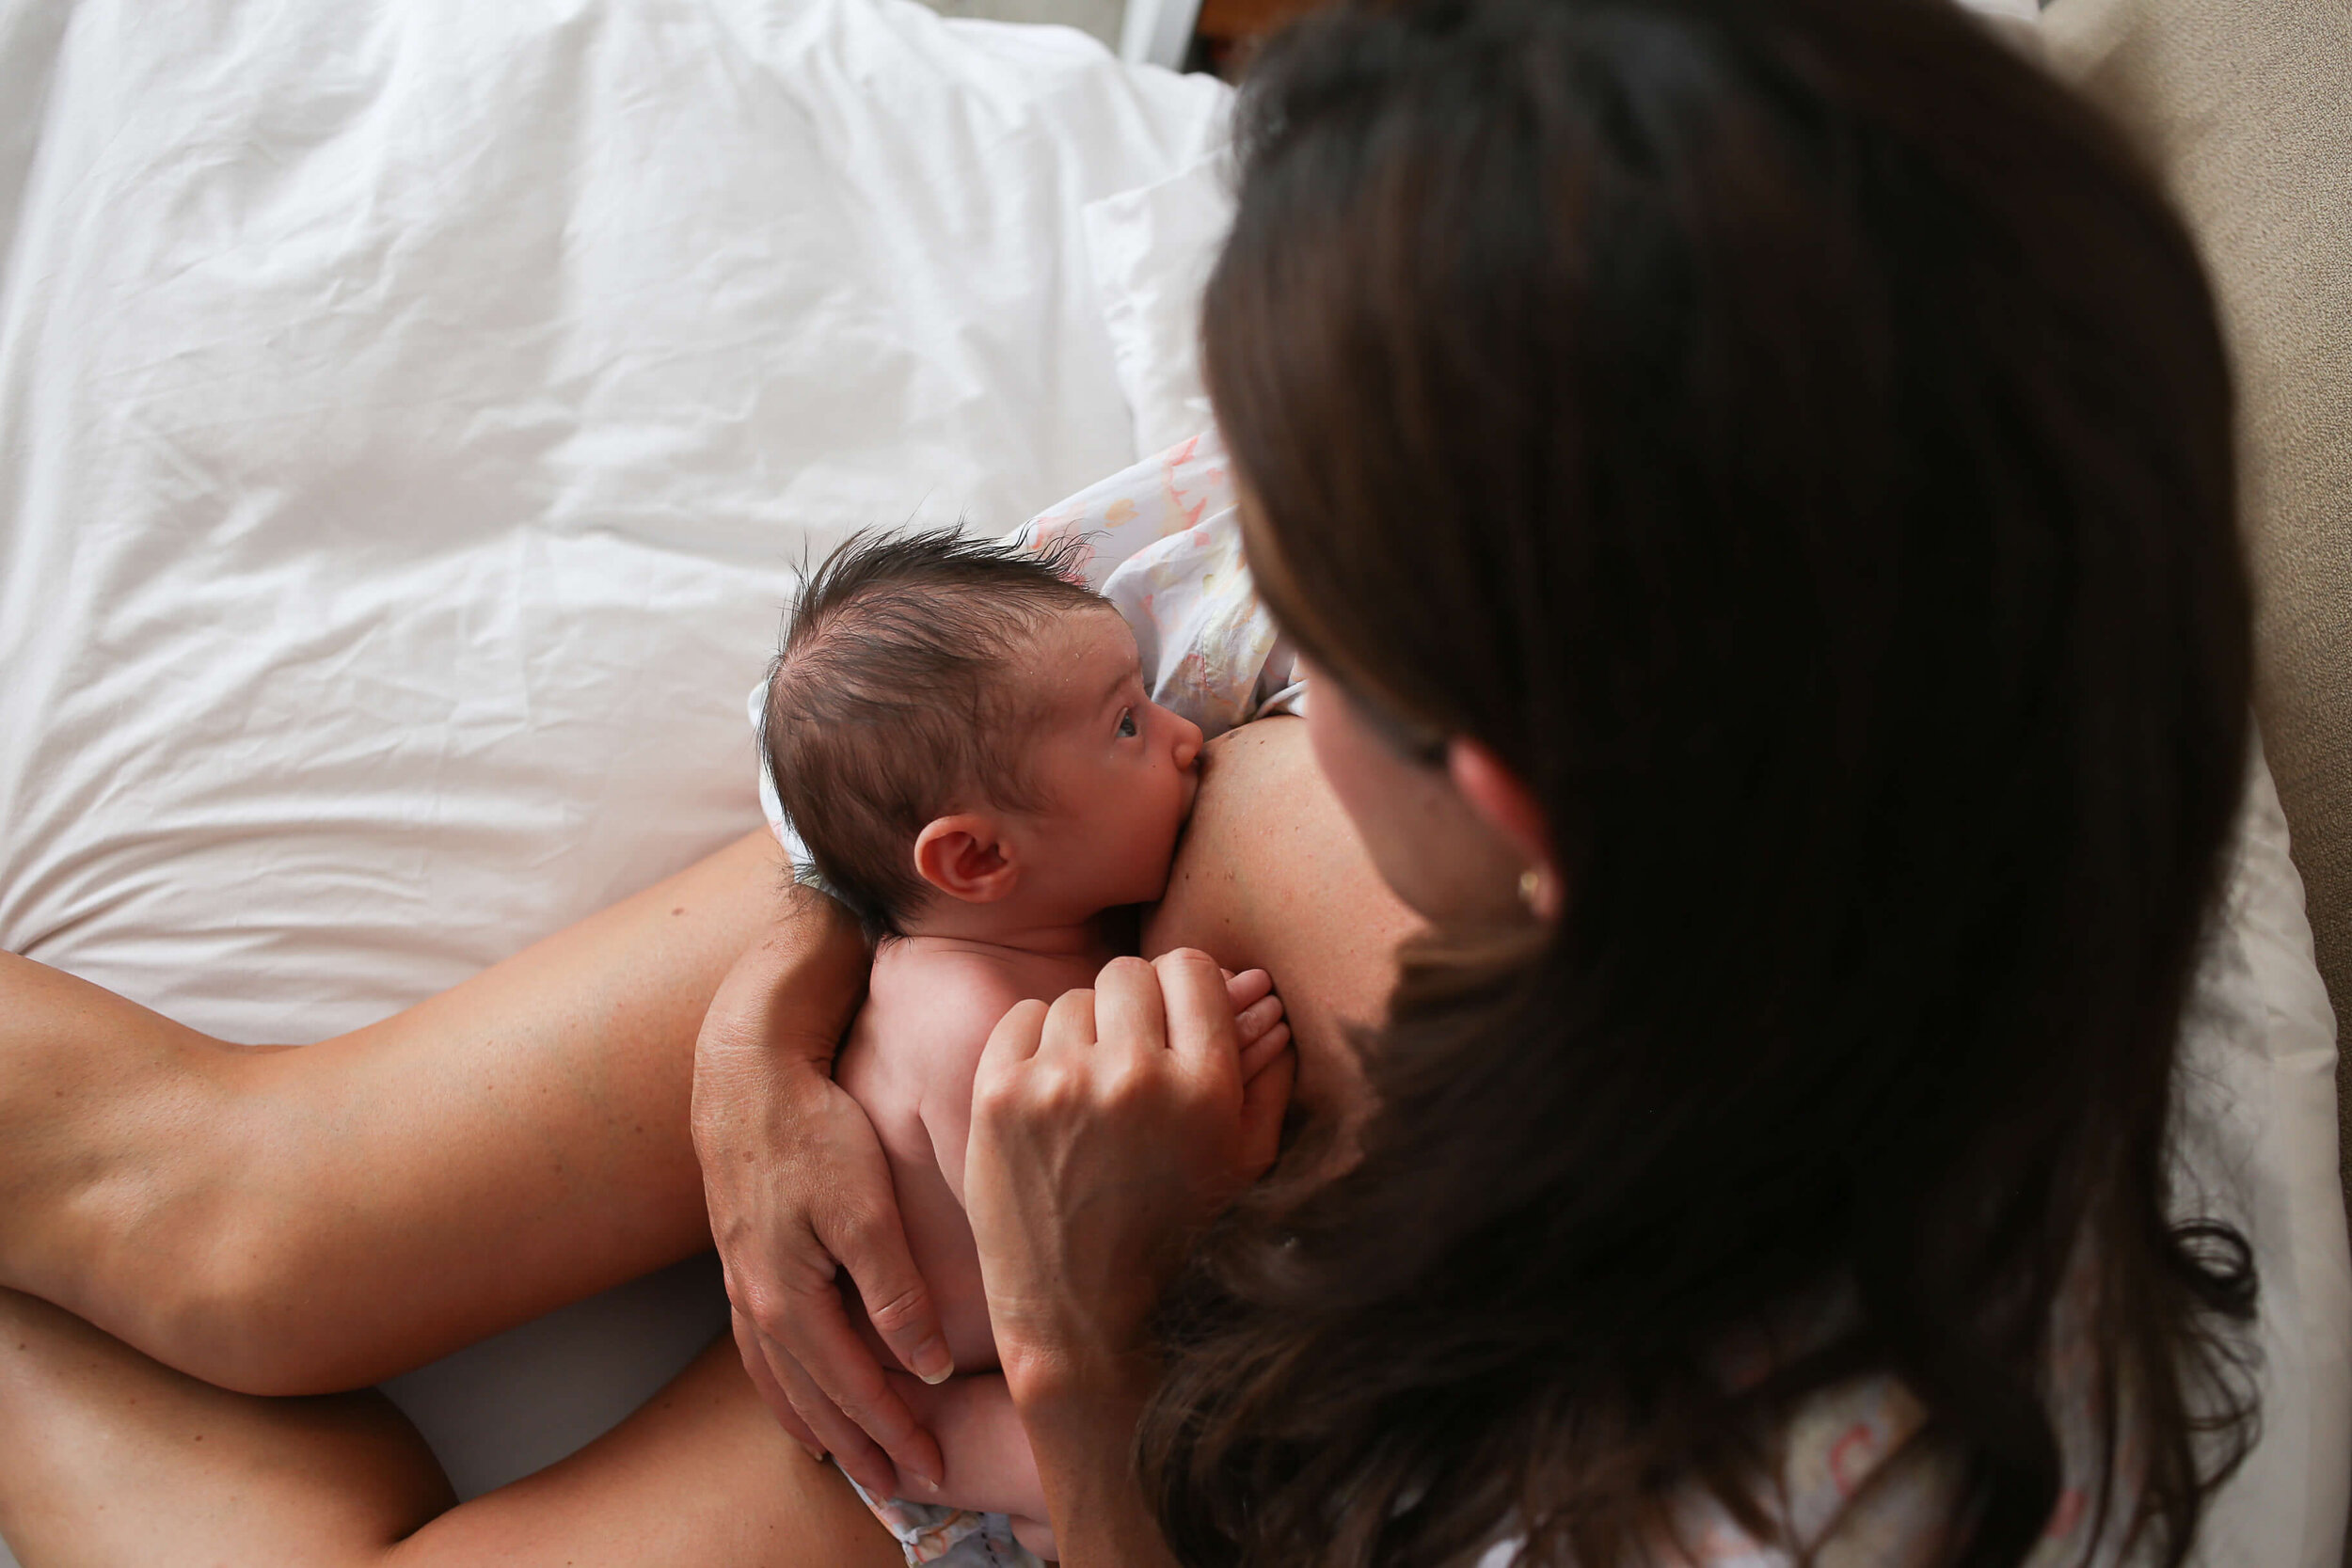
[0,0,2257,1562]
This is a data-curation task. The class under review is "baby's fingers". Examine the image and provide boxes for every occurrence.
[1240,1021,1292,1083]
[1233,990,1286,1047]
[1223,967,1274,1014]
[1237,1038,1295,1178]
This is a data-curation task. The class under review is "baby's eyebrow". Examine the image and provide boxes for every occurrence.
[1098,659,1135,708]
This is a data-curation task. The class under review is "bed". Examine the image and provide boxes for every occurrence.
[0,0,1227,1535]
[0,0,2342,1563]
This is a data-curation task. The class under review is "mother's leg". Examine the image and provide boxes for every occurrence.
[0,1288,902,1568]
[0,829,861,1395]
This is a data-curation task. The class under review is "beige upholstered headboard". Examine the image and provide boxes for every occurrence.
[2042,0,2352,1235]
[2039,0,2352,1558]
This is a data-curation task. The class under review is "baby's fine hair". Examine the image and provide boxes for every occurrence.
[761,527,1107,938]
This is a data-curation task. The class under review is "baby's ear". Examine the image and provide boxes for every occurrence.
[913,814,1019,904]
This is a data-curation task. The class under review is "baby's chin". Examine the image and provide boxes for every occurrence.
[1099,820,1187,910]
[1104,866,1176,916]
[1140,820,1191,905]
[1068,848,1179,917]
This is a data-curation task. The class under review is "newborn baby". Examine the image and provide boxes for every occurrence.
[761,529,1291,1561]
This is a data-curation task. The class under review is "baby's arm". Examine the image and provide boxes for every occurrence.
[844,1283,1052,1525]
[885,1369,1050,1523]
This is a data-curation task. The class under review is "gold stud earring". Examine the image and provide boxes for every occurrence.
[1518,868,1542,912]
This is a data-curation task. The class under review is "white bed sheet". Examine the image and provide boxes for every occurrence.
[0,0,1227,1539]
[0,0,1226,1043]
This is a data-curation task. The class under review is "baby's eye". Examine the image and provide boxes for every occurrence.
[1117,708,1138,738]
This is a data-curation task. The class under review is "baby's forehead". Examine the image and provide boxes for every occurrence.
[1006,601,1137,711]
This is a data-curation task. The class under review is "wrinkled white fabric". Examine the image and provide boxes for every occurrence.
[1083,151,1232,455]
[0,0,1228,1522]
[0,0,1226,1046]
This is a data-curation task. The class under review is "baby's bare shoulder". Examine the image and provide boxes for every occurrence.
[864,941,1040,1071]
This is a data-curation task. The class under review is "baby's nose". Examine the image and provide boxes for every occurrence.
[1173,716,1203,770]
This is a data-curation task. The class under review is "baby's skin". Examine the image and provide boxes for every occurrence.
[827,603,1292,1553]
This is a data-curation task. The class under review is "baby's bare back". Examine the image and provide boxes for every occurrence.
[834,936,1102,1374]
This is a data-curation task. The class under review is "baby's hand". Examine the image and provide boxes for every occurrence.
[1222,967,1291,1084]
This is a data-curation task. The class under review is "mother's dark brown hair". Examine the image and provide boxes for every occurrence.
[1142,0,2257,1563]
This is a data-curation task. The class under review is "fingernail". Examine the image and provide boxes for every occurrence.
[803,1443,827,1465]
[913,1336,954,1385]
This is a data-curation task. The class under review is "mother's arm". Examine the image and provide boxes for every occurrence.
[966,718,1418,1566]
[691,883,952,1497]
[965,951,1285,1568]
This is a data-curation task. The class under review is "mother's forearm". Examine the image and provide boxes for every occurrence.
[1014,1361,1184,1568]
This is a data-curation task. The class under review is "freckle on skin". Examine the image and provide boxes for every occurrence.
[673,907,687,916]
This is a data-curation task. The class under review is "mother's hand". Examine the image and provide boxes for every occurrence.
[692,885,951,1499]
[965,950,1294,1403]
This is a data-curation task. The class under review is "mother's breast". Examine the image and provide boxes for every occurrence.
[1142,716,1422,1135]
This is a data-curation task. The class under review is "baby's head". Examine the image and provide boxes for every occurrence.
[763,530,1203,939]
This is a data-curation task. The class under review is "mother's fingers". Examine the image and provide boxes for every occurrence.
[732,1308,822,1462]
[1237,1042,1295,1178]
[1091,954,1168,1056]
[980,996,1052,1076]
[1152,947,1241,1069]
[1038,986,1099,1056]
[752,1289,939,1497]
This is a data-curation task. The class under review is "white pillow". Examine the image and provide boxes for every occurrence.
[2171,746,2351,1568]
[1083,151,1234,457]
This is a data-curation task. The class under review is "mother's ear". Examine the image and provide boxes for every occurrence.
[914,814,1021,904]
[1446,739,1561,920]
